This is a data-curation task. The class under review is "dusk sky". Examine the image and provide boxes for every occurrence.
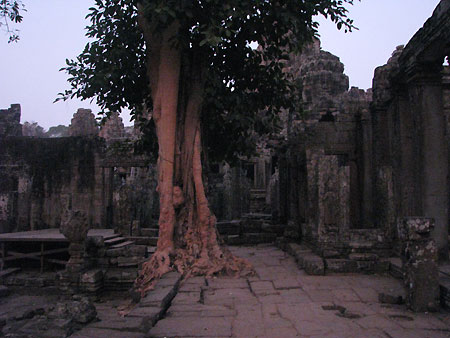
[0,0,442,129]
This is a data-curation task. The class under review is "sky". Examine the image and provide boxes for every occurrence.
[0,0,442,129]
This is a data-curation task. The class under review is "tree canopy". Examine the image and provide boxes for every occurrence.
[59,0,356,163]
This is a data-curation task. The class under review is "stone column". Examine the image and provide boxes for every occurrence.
[397,217,439,312]
[59,210,90,292]
[408,65,448,260]
[360,109,373,228]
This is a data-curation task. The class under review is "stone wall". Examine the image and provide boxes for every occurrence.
[370,0,450,259]
[276,39,374,256]
[0,137,104,233]
[0,104,22,138]
[275,1,450,262]
[0,107,160,234]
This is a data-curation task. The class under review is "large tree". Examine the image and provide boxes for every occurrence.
[60,0,355,297]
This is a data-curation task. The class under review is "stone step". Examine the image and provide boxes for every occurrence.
[242,213,272,220]
[109,240,135,249]
[147,246,157,255]
[216,220,241,235]
[242,232,277,244]
[104,236,127,246]
[101,233,121,241]
[141,228,159,237]
[0,267,21,279]
[126,236,158,246]
[250,189,266,194]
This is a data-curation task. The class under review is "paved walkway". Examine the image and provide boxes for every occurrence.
[76,245,450,337]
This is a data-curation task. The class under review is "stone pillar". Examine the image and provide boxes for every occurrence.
[59,210,90,292]
[397,217,439,312]
[360,109,373,228]
[408,65,448,260]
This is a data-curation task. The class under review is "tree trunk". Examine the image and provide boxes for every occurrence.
[134,11,252,297]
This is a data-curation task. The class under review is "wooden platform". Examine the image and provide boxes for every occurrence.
[0,228,115,273]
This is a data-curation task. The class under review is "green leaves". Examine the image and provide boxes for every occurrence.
[0,0,26,42]
[59,0,357,160]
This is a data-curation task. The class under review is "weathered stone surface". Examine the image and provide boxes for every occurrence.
[99,112,125,142]
[399,217,440,312]
[68,108,98,137]
[148,316,232,337]
[0,104,22,137]
[326,259,357,273]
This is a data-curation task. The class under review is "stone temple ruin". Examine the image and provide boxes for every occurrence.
[0,1,450,336]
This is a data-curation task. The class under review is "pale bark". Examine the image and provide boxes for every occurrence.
[133,9,252,298]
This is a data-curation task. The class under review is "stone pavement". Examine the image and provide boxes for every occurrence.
[73,245,450,337]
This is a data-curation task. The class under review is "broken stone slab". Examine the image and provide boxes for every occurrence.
[127,306,161,331]
[155,271,182,288]
[139,272,181,309]
[140,286,177,308]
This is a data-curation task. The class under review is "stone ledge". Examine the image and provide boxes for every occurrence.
[285,243,325,275]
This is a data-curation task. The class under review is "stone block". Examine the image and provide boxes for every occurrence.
[378,292,404,305]
[216,220,241,235]
[326,259,357,273]
[301,254,325,275]
[128,245,147,257]
[404,239,439,312]
[226,235,242,245]
[397,217,434,241]
[243,232,276,244]
[140,286,176,309]
[156,271,182,288]
[80,269,103,284]
[106,247,126,257]
[117,256,144,267]
[349,253,379,261]
[261,223,284,235]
